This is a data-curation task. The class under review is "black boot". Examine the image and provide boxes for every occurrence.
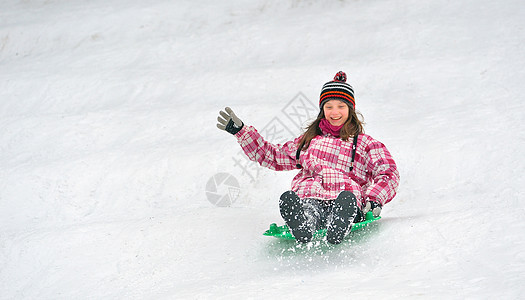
[279,191,312,243]
[326,191,358,245]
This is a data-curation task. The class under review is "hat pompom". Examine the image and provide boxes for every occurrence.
[334,71,347,82]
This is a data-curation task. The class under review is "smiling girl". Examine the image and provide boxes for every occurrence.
[217,71,399,244]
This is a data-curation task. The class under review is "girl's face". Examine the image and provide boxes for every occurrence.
[323,100,349,126]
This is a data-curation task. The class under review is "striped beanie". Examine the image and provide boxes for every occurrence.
[319,71,355,109]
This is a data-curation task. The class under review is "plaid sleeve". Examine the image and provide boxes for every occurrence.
[364,139,400,206]
[234,125,299,171]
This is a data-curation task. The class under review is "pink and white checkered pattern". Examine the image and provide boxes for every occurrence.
[235,125,399,208]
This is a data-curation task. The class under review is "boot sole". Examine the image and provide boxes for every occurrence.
[279,191,312,243]
[327,191,358,244]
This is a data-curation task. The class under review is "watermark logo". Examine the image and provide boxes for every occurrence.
[205,172,241,207]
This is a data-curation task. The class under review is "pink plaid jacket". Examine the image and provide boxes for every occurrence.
[235,125,399,208]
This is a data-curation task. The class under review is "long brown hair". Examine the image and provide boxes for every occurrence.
[297,106,365,151]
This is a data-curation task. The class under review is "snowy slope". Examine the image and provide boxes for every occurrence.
[1,0,524,298]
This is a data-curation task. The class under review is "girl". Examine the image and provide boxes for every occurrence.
[217,71,399,244]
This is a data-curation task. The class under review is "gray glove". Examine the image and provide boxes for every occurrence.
[362,200,382,217]
[217,107,244,135]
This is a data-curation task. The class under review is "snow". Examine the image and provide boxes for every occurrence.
[1,0,524,298]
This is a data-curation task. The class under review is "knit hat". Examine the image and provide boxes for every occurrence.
[319,71,355,109]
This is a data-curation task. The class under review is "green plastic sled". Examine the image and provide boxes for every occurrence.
[263,212,381,240]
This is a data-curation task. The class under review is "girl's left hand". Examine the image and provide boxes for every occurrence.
[363,199,382,217]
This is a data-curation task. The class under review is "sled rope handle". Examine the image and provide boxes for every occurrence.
[349,134,358,171]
